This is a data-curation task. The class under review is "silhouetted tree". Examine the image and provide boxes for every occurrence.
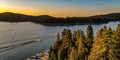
[85,24,93,52]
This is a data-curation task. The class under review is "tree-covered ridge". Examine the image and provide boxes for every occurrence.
[49,24,120,60]
[0,12,120,25]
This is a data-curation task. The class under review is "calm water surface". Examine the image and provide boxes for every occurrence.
[0,22,119,60]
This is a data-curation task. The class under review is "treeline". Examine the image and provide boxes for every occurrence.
[0,12,120,25]
[49,24,120,60]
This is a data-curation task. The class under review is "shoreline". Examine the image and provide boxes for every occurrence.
[26,50,51,60]
[0,12,120,26]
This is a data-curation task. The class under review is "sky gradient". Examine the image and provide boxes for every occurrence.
[0,0,120,17]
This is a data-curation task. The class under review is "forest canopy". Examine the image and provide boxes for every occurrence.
[49,24,120,60]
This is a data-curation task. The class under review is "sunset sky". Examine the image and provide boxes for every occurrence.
[0,0,120,17]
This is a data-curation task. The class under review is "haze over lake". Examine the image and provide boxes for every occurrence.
[0,21,119,60]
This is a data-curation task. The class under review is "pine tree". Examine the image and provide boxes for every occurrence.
[53,32,60,49]
[89,27,109,60]
[62,29,72,48]
[77,29,87,60]
[71,30,77,46]
[89,26,119,60]
[112,24,120,59]
[85,24,93,52]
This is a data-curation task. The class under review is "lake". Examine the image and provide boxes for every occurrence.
[0,21,119,60]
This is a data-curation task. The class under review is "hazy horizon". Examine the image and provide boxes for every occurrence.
[0,0,120,17]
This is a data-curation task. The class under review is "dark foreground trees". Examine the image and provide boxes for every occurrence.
[49,24,120,60]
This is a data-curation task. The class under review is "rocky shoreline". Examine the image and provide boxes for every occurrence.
[26,50,51,60]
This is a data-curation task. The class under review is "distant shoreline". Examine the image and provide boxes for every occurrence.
[0,12,120,26]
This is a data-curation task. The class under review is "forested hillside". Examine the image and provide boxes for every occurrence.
[49,24,120,60]
[0,12,120,25]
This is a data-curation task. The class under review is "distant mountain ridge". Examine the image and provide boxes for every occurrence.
[0,12,120,25]
[91,13,120,19]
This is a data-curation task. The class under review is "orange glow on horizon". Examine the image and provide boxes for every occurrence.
[0,3,119,17]
[0,0,120,17]
[0,2,101,17]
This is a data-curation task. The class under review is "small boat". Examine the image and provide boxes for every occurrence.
[35,39,43,42]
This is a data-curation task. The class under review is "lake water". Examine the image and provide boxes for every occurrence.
[0,21,119,60]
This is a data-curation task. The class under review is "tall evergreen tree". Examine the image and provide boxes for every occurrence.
[77,30,87,60]
[113,24,120,59]
[53,32,60,49]
[62,29,72,48]
[50,33,61,60]
[89,26,119,60]
[89,27,109,60]
[85,24,93,52]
